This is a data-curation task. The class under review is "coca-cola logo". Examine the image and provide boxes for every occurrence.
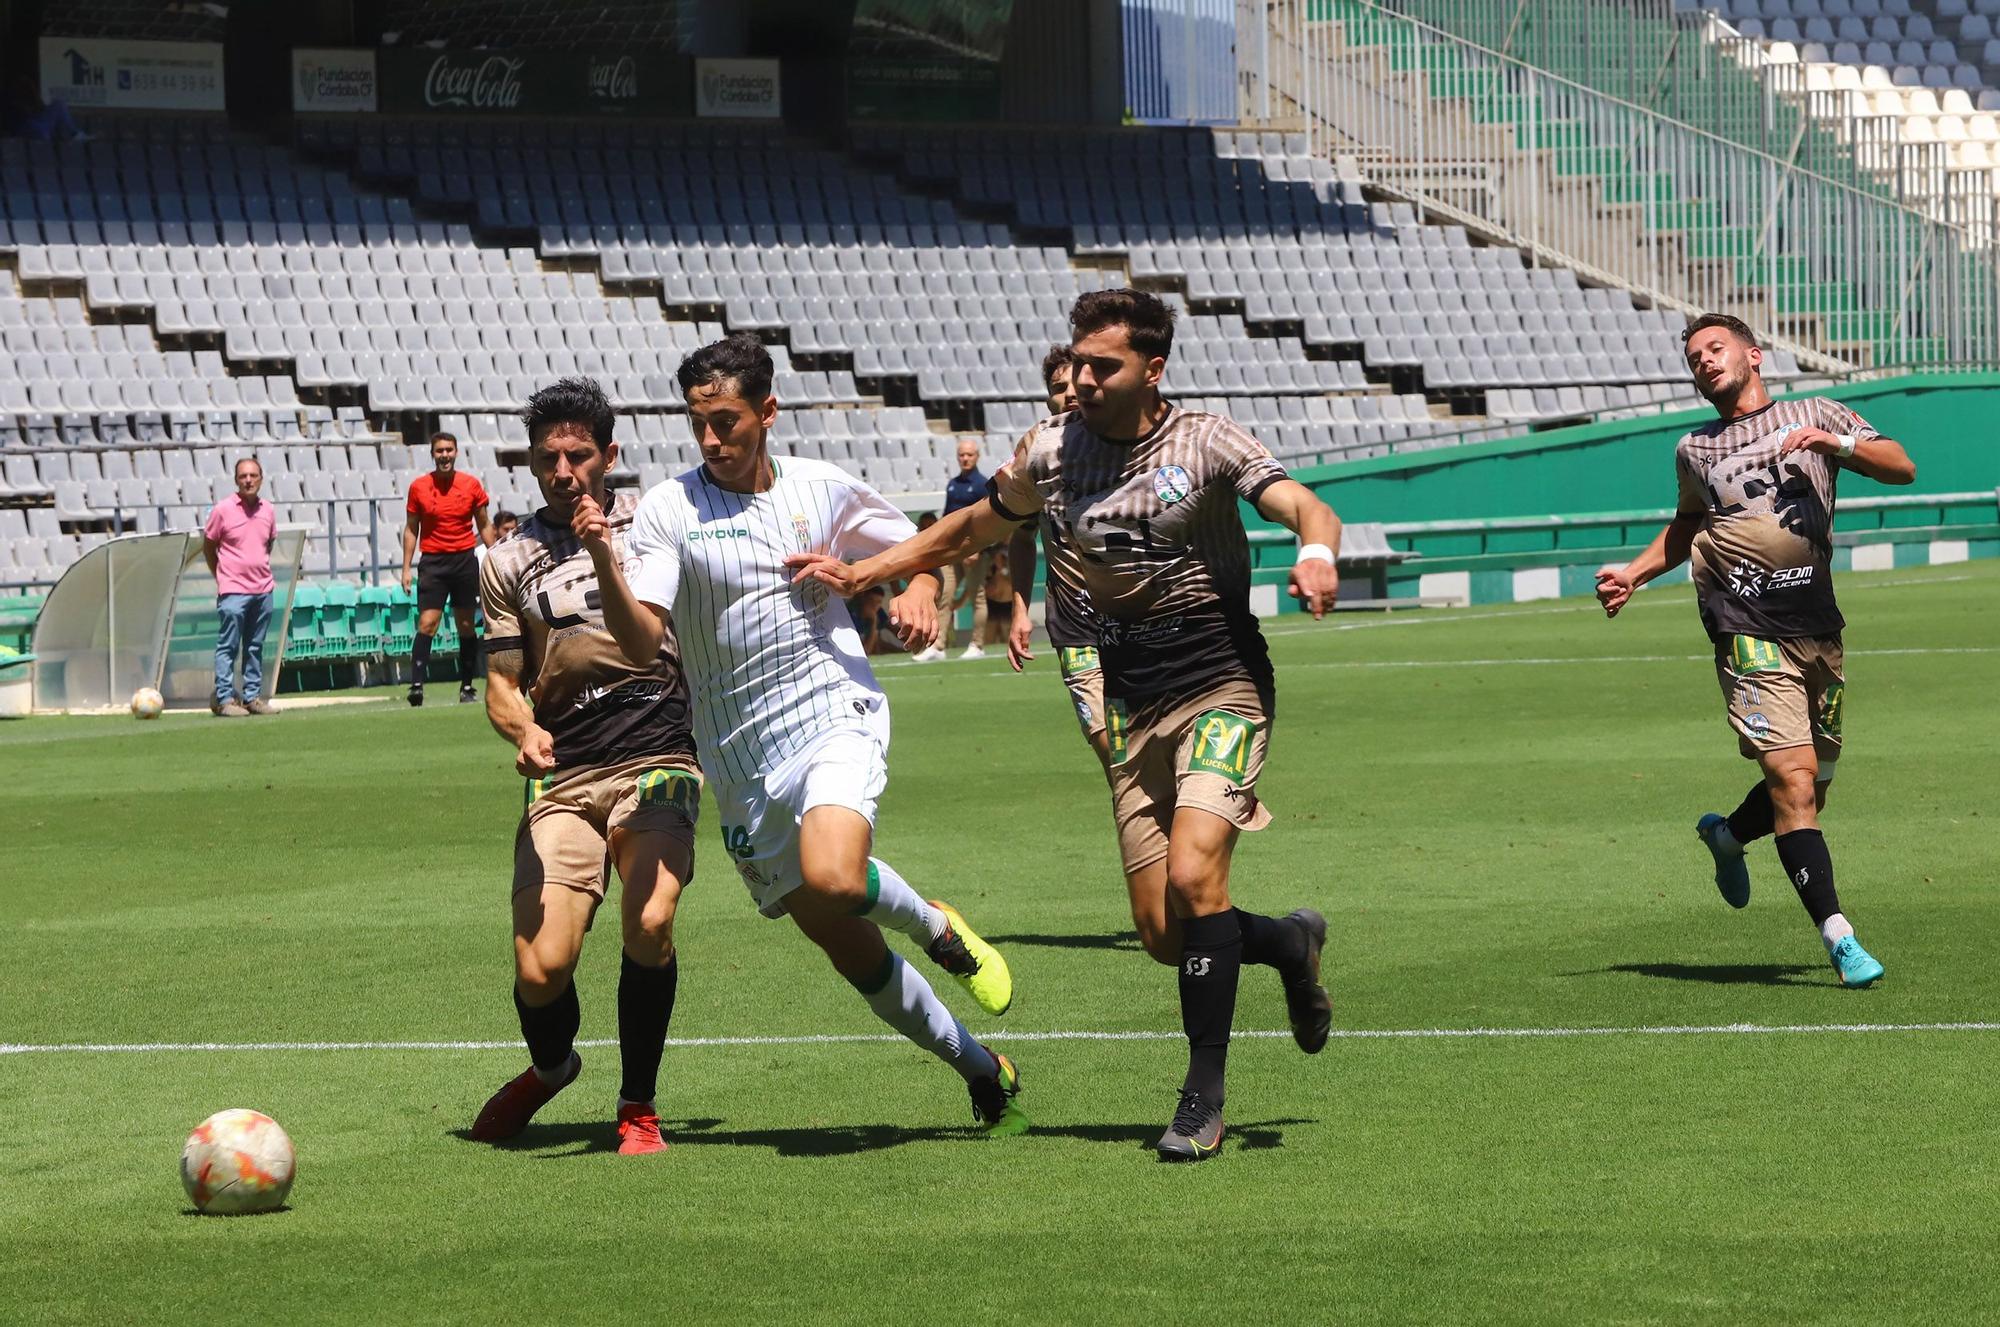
[589,54,637,101]
[424,54,524,110]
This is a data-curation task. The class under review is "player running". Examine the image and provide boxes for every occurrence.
[1001,345,1112,771]
[469,379,699,1156]
[790,290,1337,1162]
[585,334,1026,1136]
[1596,313,1915,987]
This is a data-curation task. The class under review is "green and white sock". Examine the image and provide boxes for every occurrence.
[852,952,997,1084]
[858,857,948,947]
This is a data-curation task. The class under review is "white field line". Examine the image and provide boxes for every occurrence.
[5,1021,1997,1056]
[878,644,2000,682]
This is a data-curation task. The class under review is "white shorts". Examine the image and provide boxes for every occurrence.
[712,705,890,918]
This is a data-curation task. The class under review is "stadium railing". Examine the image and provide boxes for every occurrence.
[1251,0,2000,372]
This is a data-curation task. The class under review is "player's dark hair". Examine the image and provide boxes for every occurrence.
[1040,343,1075,388]
[522,376,617,451]
[1069,288,1175,361]
[492,509,516,526]
[678,332,775,403]
[429,430,458,449]
[1681,312,1759,351]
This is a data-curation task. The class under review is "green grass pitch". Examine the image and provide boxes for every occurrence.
[4,562,1996,1324]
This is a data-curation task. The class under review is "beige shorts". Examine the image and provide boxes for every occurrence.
[1715,634,1844,772]
[1058,646,1107,739]
[1106,678,1274,873]
[513,754,702,899]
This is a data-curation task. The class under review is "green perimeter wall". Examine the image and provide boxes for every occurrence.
[1245,372,2000,608]
[1291,373,2000,526]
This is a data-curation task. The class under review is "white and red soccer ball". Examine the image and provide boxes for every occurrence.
[130,687,164,720]
[181,1109,295,1214]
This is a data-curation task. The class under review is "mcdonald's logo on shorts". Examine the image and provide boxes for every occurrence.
[1187,710,1256,784]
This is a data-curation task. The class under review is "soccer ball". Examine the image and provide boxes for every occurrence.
[130,687,164,720]
[180,1109,296,1215]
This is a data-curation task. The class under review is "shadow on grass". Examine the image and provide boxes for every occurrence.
[449,1117,1310,1158]
[1574,962,1825,987]
[986,931,1147,953]
[178,1206,292,1217]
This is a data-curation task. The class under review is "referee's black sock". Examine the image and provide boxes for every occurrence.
[1725,782,1776,846]
[1234,907,1306,971]
[457,635,480,686]
[1178,910,1242,1106]
[617,950,678,1106]
[1775,828,1842,926]
[515,979,579,1078]
[411,632,432,686]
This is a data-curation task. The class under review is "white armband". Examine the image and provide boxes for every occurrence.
[1833,434,1859,460]
[1296,543,1335,566]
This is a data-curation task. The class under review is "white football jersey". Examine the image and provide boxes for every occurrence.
[627,455,917,786]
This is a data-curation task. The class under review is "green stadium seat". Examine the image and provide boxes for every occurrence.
[319,582,362,659]
[287,584,326,660]
[357,585,396,654]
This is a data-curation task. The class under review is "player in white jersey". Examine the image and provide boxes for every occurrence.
[582,334,1027,1135]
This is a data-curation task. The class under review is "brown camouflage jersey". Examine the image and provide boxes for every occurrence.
[481,489,696,771]
[1674,396,1880,642]
[994,403,1287,703]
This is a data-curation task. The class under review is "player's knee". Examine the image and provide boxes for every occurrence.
[796,863,868,911]
[515,937,579,1002]
[514,954,574,1004]
[1770,764,1819,812]
[623,898,679,962]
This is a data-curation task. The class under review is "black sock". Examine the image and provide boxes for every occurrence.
[514,979,579,1075]
[1178,910,1243,1106]
[412,633,432,685]
[1726,783,1776,845]
[458,636,479,686]
[1234,907,1305,971]
[1775,828,1842,926]
[617,950,678,1105]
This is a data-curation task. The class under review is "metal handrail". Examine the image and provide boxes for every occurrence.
[1241,0,2000,373]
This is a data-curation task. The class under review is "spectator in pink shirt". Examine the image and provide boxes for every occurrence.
[203,458,278,717]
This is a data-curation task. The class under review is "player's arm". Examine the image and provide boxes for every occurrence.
[474,502,496,547]
[478,557,555,775]
[400,510,420,592]
[574,492,676,668]
[202,536,219,578]
[1005,521,1037,671]
[1595,510,1701,618]
[1253,478,1342,620]
[788,498,1022,597]
[1777,427,1916,486]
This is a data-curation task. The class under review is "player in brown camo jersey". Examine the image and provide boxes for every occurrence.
[788,289,1343,1162]
[1596,313,1915,988]
[469,377,701,1156]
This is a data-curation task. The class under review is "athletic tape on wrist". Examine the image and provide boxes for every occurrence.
[1296,542,1335,566]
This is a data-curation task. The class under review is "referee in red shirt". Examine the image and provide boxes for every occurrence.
[400,430,496,706]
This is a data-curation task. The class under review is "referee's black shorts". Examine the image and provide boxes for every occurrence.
[416,549,481,613]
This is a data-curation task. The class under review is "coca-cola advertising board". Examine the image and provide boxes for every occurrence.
[378,49,688,116]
